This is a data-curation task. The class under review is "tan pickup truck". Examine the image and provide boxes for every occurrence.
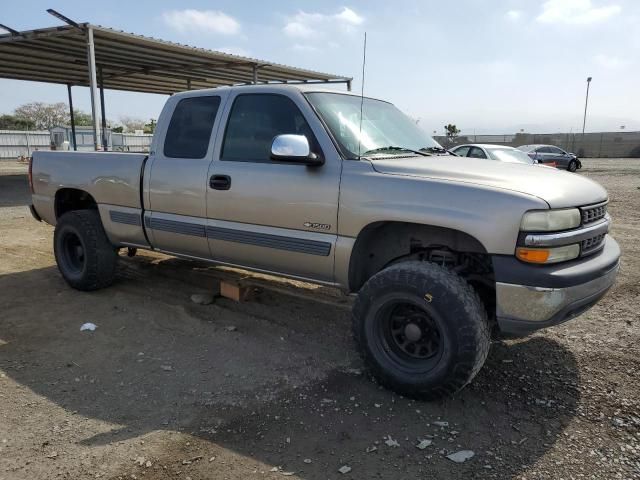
[30,85,620,399]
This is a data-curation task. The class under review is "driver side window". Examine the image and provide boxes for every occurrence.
[221,94,319,163]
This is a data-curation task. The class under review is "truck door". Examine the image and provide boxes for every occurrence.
[144,92,226,259]
[205,90,340,283]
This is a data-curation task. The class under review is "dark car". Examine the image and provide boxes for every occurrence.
[518,144,582,172]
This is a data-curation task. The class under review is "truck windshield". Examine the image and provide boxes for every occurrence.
[305,92,443,158]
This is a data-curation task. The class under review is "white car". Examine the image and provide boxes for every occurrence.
[451,144,540,165]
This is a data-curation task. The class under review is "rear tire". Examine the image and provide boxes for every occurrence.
[568,160,578,172]
[53,210,118,291]
[352,261,490,400]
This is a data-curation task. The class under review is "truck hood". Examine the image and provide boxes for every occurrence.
[369,156,607,208]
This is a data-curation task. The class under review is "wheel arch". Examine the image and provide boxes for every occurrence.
[347,221,491,292]
[54,188,98,219]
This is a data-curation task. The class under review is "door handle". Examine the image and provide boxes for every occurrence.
[209,174,231,190]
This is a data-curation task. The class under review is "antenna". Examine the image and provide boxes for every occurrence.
[357,32,367,159]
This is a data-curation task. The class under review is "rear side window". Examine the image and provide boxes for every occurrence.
[164,96,221,159]
[221,94,316,162]
[468,147,487,159]
[453,146,470,157]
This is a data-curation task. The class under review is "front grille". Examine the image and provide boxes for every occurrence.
[582,233,606,255]
[581,202,607,225]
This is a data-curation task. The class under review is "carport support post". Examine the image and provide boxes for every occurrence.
[98,66,108,152]
[86,27,101,151]
[67,84,77,151]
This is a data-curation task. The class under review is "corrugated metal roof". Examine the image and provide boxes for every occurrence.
[0,23,352,95]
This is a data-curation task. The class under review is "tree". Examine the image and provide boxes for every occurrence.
[444,124,461,144]
[14,102,68,130]
[0,114,35,130]
[119,115,146,133]
[111,125,124,133]
[143,119,157,134]
[72,109,94,126]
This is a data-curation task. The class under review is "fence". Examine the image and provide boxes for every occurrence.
[0,130,51,159]
[111,133,153,152]
[3,128,639,160]
[0,129,153,159]
[434,131,640,158]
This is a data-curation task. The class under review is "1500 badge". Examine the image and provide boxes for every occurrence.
[304,222,331,230]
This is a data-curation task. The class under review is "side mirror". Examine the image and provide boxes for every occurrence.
[271,134,324,166]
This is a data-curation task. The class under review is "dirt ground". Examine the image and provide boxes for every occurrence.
[0,158,638,480]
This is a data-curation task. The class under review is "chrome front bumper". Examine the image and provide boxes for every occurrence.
[495,238,620,335]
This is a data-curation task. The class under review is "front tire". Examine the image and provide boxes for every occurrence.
[352,261,490,400]
[53,210,118,291]
[568,160,578,172]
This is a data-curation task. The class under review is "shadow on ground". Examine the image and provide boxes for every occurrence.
[0,174,30,207]
[0,257,580,479]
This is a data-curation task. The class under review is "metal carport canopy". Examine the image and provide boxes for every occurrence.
[0,17,352,149]
[0,23,352,94]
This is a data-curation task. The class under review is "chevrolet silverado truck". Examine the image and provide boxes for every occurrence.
[29,85,620,399]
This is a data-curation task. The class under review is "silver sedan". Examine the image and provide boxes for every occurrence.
[451,144,539,165]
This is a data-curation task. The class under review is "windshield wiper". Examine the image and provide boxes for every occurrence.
[362,146,431,157]
[420,146,454,155]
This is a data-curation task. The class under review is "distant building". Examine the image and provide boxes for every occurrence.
[50,125,112,151]
[48,126,152,152]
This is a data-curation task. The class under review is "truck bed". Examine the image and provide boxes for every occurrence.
[31,151,149,248]
[31,151,147,223]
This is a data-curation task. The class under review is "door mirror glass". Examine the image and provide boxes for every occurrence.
[271,134,323,166]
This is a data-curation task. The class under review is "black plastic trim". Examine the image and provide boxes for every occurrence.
[29,204,42,222]
[138,155,152,248]
[148,217,206,237]
[144,215,332,256]
[109,210,142,226]
[206,226,331,256]
[493,236,620,289]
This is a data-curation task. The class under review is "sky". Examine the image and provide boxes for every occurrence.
[1,0,639,134]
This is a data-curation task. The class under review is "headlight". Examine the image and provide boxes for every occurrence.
[516,244,580,264]
[521,209,581,232]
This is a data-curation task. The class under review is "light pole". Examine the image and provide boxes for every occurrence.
[581,77,592,136]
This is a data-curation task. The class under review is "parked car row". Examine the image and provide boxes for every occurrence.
[450,143,581,172]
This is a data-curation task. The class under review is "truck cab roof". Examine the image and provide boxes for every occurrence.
[170,83,375,100]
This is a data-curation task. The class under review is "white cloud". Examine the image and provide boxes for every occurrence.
[283,7,364,39]
[163,10,240,35]
[506,10,522,21]
[283,21,315,39]
[537,0,621,25]
[594,53,629,69]
[335,7,364,25]
[292,44,320,53]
